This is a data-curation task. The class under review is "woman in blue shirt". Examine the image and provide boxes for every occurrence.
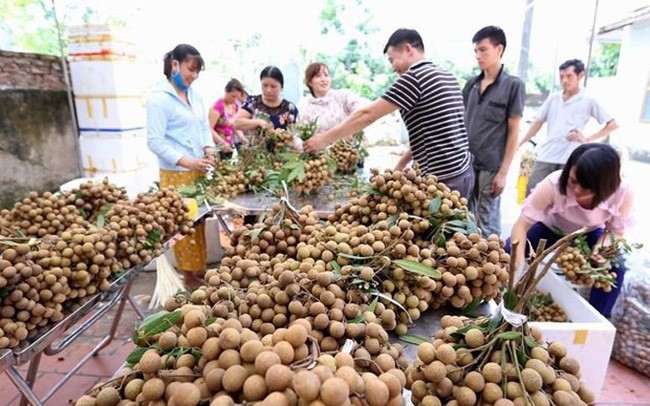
[146,44,215,188]
[146,44,214,282]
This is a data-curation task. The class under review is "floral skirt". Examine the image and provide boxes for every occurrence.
[160,169,206,272]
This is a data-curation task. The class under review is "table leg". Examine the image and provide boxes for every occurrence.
[6,366,43,406]
[19,352,42,406]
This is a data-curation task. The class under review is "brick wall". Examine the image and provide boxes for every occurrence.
[0,50,66,91]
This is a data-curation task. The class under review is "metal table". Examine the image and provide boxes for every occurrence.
[208,186,351,234]
[1,263,146,406]
[1,210,213,406]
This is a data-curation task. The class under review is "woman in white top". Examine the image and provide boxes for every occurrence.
[298,62,368,133]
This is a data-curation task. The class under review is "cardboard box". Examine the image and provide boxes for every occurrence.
[531,270,616,399]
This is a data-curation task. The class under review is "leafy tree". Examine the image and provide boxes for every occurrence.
[310,0,396,99]
[0,0,102,55]
[588,42,620,78]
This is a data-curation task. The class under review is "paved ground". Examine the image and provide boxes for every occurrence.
[0,144,648,405]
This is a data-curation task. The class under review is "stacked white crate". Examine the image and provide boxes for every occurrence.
[67,24,157,196]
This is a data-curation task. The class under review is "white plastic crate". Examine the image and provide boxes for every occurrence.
[78,129,157,176]
[74,94,146,130]
[531,270,616,399]
[69,60,148,96]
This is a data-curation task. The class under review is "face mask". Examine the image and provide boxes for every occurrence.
[172,70,189,92]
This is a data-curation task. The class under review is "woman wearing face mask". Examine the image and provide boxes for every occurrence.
[234,66,298,132]
[146,44,214,286]
[298,62,368,133]
[508,143,634,317]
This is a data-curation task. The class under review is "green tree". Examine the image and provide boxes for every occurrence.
[588,42,621,78]
[311,0,396,99]
[0,0,100,55]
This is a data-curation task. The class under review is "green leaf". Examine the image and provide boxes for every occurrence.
[460,297,485,317]
[0,289,9,298]
[132,310,181,342]
[371,291,411,322]
[446,219,470,228]
[347,315,366,323]
[386,214,400,227]
[524,336,539,348]
[147,229,162,244]
[126,347,148,366]
[287,165,306,183]
[503,290,518,311]
[366,297,378,313]
[392,259,441,280]
[338,252,378,261]
[428,196,442,214]
[250,227,263,240]
[488,312,503,332]
[497,331,522,340]
[329,260,342,276]
[95,213,105,228]
[398,334,429,345]
[517,343,529,365]
[177,185,198,197]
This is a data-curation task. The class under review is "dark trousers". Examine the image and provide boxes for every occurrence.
[505,222,626,318]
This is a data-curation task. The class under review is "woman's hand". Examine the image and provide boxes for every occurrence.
[257,119,271,130]
[186,157,213,173]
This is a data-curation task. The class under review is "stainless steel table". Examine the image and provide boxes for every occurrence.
[1,210,213,406]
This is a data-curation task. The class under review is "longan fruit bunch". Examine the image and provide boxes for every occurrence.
[404,315,595,406]
[65,178,129,221]
[291,155,334,195]
[0,191,87,238]
[330,140,360,174]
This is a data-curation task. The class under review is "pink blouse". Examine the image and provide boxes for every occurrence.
[212,98,238,144]
[522,171,634,236]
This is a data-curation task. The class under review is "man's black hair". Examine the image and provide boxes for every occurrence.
[472,26,507,56]
[383,28,424,54]
[559,59,585,74]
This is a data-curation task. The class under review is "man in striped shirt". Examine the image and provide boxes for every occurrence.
[304,28,473,198]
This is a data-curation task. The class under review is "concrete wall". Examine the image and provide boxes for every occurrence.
[0,50,81,209]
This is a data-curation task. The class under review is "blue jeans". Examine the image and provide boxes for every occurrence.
[505,222,626,318]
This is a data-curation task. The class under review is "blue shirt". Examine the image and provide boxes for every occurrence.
[146,80,214,171]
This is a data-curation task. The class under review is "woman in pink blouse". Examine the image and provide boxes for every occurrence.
[208,78,246,160]
[508,143,634,317]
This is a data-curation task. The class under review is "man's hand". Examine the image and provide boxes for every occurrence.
[566,129,587,143]
[491,172,506,197]
[303,134,329,154]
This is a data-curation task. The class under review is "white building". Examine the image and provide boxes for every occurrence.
[589,6,650,159]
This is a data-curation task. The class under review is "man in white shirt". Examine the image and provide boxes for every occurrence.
[518,59,618,196]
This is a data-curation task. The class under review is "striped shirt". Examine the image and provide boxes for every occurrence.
[382,61,471,180]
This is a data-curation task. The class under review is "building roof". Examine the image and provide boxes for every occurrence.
[599,6,650,34]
